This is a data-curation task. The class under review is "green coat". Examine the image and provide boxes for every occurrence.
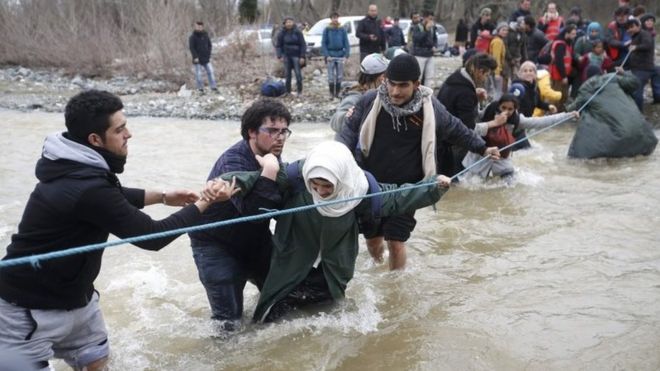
[221,161,447,322]
[567,72,657,159]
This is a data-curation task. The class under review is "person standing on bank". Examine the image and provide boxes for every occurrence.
[277,17,307,96]
[321,12,350,99]
[411,10,438,88]
[0,90,237,370]
[386,17,406,49]
[188,99,293,330]
[356,4,386,62]
[338,54,500,270]
[189,21,218,95]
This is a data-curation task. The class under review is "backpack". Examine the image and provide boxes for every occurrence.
[537,40,553,64]
[285,161,383,223]
[260,79,286,97]
[474,30,493,53]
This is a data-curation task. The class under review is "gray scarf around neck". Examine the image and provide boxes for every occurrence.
[377,83,424,132]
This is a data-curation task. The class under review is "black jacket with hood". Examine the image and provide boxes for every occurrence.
[437,68,480,130]
[0,133,203,310]
[189,30,213,64]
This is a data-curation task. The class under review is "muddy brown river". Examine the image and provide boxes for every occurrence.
[1,110,659,370]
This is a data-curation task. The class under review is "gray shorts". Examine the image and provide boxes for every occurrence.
[0,292,109,370]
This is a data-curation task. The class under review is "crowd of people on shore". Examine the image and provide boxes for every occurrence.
[0,1,658,370]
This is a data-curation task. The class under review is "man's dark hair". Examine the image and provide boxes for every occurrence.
[195,21,204,26]
[465,52,497,74]
[410,11,419,18]
[241,98,291,140]
[330,12,339,18]
[65,90,123,143]
[632,5,646,18]
[625,18,641,29]
[614,6,630,16]
[523,15,536,29]
[422,10,434,18]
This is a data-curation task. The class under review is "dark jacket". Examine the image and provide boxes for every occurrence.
[338,89,487,179]
[506,29,528,62]
[412,23,437,57]
[628,29,655,71]
[277,27,307,58]
[512,78,550,117]
[437,69,479,130]
[436,68,488,174]
[321,24,350,58]
[526,28,549,63]
[189,30,212,64]
[455,21,469,43]
[0,134,202,310]
[386,25,405,47]
[189,140,280,264]
[510,78,550,150]
[510,9,532,22]
[356,15,386,54]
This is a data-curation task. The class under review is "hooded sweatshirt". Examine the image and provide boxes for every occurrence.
[0,133,202,310]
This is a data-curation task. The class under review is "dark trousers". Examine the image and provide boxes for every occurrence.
[283,55,303,93]
[265,266,333,322]
[192,244,269,323]
[631,67,660,111]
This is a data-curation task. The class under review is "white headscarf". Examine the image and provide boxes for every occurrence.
[301,141,369,217]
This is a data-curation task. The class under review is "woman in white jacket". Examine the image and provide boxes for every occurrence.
[462,93,578,178]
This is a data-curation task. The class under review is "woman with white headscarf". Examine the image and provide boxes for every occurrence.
[208,141,451,323]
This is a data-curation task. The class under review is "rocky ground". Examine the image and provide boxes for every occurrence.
[1,54,658,125]
[0,55,463,123]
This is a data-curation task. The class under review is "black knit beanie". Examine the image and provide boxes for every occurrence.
[386,54,421,82]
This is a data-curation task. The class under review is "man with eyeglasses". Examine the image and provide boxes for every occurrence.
[188,99,292,331]
[338,54,500,270]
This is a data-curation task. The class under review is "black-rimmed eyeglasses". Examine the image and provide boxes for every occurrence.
[259,127,292,139]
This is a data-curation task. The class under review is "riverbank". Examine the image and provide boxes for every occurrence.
[0,56,464,123]
[1,56,659,125]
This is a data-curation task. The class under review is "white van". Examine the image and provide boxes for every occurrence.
[305,16,411,57]
[305,16,449,57]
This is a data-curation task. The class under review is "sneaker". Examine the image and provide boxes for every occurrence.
[211,88,219,93]
[197,89,205,95]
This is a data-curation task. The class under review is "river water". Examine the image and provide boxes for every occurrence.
[1,109,659,371]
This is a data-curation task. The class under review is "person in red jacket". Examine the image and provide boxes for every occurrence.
[549,24,578,110]
[538,2,564,41]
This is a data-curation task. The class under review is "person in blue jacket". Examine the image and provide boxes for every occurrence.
[321,12,350,99]
[277,17,307,95]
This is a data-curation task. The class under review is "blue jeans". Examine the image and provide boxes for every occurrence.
[283,56,303,93]
[194,63,217,90]
[631,67,660,111]
[191,244,269,322]
[326,58,345,84]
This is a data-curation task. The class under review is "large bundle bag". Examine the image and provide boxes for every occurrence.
[567,72,657,159]
[261,79,286,97]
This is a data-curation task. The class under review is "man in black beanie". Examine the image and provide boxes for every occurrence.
[0,90,238,370]
[337,54,500,270]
